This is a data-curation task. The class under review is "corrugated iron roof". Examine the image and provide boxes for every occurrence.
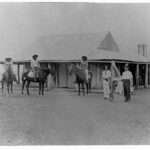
[15,32,149,63]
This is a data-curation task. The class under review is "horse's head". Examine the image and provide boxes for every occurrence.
[43,68,51,76]
[69,63,75,75]
[69,63,82,76]
[5,64,12,74]
[5,64,14,82]
[50,67,55,76]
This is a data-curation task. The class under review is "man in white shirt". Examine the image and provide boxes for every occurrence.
[122,64,133,102]
[1,58,18,83]
[31,55,40,81]
[102,65,111,100]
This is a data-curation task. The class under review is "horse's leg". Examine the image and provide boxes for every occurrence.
[78,83,80,96]
[2,82,3,94]
[89,82,91,93]
[22,80,26,94]
[7,83,9,97]
[39,82,41,95]
[42,81,45,96]
[82,83,85,96]
[26,81,30,95]
[10,82,13,94]
[8,83,9,94]
[86,83,88,95]
[110,88,114,102]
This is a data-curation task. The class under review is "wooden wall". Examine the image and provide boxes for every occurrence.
[20,61,150,89]
[58,63,68,88]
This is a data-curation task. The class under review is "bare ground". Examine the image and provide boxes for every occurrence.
[0,87,150,145]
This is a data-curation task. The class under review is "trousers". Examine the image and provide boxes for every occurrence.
[123,79,131,101]
[103,79,110,99]
[32,67,40,80]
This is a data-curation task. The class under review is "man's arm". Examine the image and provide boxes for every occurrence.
[102,71,105,79]
[31,60,34,69]
[85,61,88,69]
[37,61,40,68]
[130,72,133,86]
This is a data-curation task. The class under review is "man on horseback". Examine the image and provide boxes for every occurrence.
[1,58,18,83]
[74,56,89,83]
[31,54,40,81]
[80,56,89,82]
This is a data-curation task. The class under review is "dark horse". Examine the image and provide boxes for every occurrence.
[1,65,16,96]
[69,64,92,96]
[21,68,51,95]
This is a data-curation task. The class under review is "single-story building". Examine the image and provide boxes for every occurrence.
[0,31,150,89]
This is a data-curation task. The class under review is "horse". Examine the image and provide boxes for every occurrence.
[69,63,92,96]
[109,79,123,102]
[1,65,17,96]
[109,80,118,102]
[21,68,52,95]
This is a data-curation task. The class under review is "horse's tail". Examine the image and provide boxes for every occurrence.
[22,70,30,81]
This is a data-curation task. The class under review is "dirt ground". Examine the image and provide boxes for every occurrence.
[0,87,150,145]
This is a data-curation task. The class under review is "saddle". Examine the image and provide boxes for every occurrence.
[28,70,35,78]
[28,68,41,79]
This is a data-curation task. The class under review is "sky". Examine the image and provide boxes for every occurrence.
[0,3,150,60]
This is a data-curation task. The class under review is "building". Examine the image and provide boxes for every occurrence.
[0,31,150,89]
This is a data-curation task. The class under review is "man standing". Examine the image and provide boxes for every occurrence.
[31,55,40,81]
[122,64,133,102]
[102,65,111,100]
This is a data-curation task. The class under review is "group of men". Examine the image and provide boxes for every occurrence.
[1,54,40,82]
[1,54,133,102]
[74,56,133,102]
[102,63,133,102]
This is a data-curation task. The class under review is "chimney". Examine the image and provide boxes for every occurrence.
[138,44,147,57]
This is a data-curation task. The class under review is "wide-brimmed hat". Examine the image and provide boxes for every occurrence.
[5,57,12,62]
[32,54,38,59]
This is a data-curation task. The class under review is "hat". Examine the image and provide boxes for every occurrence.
[5,57,12,62]
[32,55,38,59]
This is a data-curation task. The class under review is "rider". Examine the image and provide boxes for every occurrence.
[4,58,13,72]
[80,56,89,82]
[1,58,18,83]
[74,56,89,83]
[31,54,40,81]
